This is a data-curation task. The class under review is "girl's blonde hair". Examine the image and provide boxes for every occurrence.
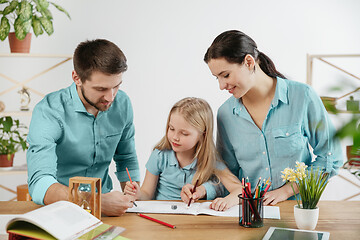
[154,97,219,186]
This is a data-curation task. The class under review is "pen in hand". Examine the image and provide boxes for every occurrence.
[188,179,199,207]
[125,167,137,207]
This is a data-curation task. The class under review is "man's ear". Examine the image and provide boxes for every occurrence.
[72,70,82,86]
[244,54,255,70]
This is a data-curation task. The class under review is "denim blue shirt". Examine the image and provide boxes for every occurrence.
[216,77,342,193]
[146,149,226,200]
[27,83,140,205]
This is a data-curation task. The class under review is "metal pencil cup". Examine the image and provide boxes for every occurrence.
[238,194,264,228]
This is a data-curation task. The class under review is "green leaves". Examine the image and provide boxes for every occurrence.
[31,16,43,36]
[0,16,10,40]
[0,0,70,40]
[2,0,18,15]
[0,116,28,155]
[14,16,31,39]
[283,163,329,209]
[50,2,71,20]
[297,166,329,209]
[18,0,32,22]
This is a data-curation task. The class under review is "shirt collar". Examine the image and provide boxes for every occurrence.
[169,150,198,170]
[271,77,289,107]
[70,82,88,113]
[232,76,289,116]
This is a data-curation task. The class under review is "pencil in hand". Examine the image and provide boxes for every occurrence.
[125,167,137,207]
[188,179,199,207]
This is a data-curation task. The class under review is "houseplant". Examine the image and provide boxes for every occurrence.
[0,0,70,52]
[0,116,28,167]
[281,162,329,230]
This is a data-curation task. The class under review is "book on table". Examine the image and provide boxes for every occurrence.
[127,201,281,219]
[6,200,126,240]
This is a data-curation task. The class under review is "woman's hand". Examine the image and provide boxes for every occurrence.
[123,181,141,200]
[210,197,232,211]
[181,184,206,205]
[263,183,294,205]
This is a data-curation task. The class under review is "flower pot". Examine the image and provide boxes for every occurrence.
[0,154,14,168]
[8,32,32,53]
[294,205,319,230]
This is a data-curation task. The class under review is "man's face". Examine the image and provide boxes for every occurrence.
[75,71,123,112]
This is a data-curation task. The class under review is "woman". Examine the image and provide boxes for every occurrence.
[203,30,342,205]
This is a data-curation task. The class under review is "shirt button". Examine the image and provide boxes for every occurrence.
[286,132,289,136]
[262,151,266,155]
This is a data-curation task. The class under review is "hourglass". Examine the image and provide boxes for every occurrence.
[78,184,92,213]
[68,177,101,219]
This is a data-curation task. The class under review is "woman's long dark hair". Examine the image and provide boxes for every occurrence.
[204,30,285,79]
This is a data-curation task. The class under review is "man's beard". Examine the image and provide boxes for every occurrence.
[81,86,112,112]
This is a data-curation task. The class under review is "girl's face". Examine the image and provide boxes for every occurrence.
[207,57,255,99]
[167,111,202,156]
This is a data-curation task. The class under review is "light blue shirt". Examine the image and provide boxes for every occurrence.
[216,77,342,193]
[27,83,140,205]
[145,149,226,200]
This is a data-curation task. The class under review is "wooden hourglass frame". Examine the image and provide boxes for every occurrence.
[68,177,101,219]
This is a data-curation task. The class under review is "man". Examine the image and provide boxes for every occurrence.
[27,39,140,216]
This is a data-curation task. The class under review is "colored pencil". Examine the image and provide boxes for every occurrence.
[188,179,199,207]
[138,213,176,229]
[125,167,137,207]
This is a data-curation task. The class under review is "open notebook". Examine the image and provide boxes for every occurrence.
[127,201,280,219]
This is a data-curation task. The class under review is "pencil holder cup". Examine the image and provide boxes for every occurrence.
[238,194,264,228]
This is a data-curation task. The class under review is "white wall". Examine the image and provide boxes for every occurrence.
[1,0,360,200]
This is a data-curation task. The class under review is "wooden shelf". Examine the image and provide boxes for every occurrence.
[0,111,32,117]
[0,53,72,58]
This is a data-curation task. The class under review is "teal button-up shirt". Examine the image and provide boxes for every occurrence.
[217,77,342,193]
[146,149,226,200]
[27,83,140,204]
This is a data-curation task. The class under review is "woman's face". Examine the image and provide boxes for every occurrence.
[207,57,255,99]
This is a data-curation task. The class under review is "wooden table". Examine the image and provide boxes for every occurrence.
[1,201,359,239]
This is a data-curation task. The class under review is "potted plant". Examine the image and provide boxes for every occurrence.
[0,0,70,53]
[281,162,329,230]
[0,116,28,168]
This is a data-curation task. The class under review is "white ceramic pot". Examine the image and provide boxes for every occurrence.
[294,205,319,230]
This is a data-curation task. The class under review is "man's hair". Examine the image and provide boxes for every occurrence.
[73,39,127,82]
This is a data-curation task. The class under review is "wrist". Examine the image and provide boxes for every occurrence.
[198,185,207,199]
[286,182,298,197]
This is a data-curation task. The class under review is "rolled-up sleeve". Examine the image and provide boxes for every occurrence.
[304,87,343,177]
[27,104,62,205]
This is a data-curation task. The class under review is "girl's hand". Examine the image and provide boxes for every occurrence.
[210,197,231,211]
[124,181,141,200]
[263,183,294,205]
[181,184,206,204]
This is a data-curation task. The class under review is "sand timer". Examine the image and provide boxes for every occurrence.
[78,184,92,213]
[68,177,101,219]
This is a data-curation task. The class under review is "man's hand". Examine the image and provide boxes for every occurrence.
[101,191,134,216]
[181,184,206,205]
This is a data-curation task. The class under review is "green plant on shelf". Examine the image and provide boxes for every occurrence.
[0,116,28,159]
[0,0,71,41]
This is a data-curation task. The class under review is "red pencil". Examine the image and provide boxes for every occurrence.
[188,179,199,207]
[137,213,176,229]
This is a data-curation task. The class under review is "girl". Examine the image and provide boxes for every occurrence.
[203,30,342,205]
[124,97,242,211]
